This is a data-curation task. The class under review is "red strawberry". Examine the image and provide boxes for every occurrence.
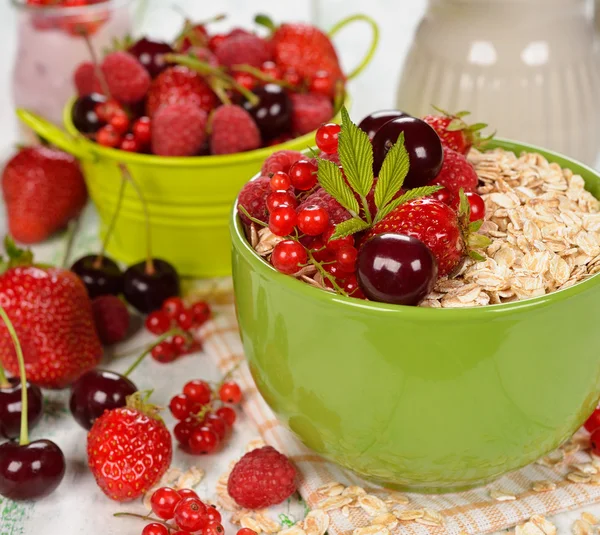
[290,93,333,135]
[422,109,490,155]
[428,147,479,196]
[0,242,102,388]
[151,102,208,157]
[366,198,465,276]
[2,146,87,244]
[101,51,151,104]
[270,21,343,82]
[73,61,103,96]
[146,66,218,118]
[214,33,271,69]
[210,105,261,155]
[87,395,172,502]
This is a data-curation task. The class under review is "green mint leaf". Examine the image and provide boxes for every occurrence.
[374,132,410,211]
[317,158,359,215]
[374,185,442,224]
[338,107,374,198]
[329,217,370,240]
[468,219,483,232]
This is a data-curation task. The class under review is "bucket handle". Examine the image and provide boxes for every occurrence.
[16,109,95,161]
[328,14,379,81]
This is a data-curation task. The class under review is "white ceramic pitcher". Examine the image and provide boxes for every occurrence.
[396,0,600,166]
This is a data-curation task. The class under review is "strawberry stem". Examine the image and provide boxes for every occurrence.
[61,217,80,269]
[123,328,189,377]
[118,164,154,275]
[95,176,126,268]
[0,307,29,446]
[81,32,111,98]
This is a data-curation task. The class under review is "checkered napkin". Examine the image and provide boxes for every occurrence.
[201,304,600,535]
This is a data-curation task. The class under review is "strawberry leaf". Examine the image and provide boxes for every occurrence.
[446,119,466,131]
[374,185,442,224]
[317,158,360,216]
[469,123,488,132]
[374,132,410,211]
[458,189,470,220]
[468,219,484,233]
[329,217,370,241]
[469,250,487,262]
[337,107,374,198]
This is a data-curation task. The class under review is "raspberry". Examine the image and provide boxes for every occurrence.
[227,446,298,509]
[101,51,151,104]
[73,61,103,96]
[151,102,208,157]
[210,105,261,155]
[260,150,304,176]
[214,33,271,69]
[290,94,333,135]
[91,295,130,345]
[296,188,351,225]
[237,176,271,225]
[318,150,340,165]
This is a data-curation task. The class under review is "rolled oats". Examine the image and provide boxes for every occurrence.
[567,472,592,484]
[532,480,557,493]
[352,526,390,535]
[314,495,353,511]
[489,488,517,501]
[394,509,425,521]
[572,519,593,535]
[302,510,329,535]
[357,495,388,517]
[530,515,557,535]
[582,512,599,525]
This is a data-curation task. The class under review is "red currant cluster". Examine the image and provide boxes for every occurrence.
[145,297,211,363]
[170,379,242,454]
[141,486,224,535]
[95,99,152,151]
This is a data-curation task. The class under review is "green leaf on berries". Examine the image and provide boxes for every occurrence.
[468,219,484,233]
[374,185,442,224]
[374,132,410,210]
[329,217,370,240]
[338,107,374,198]
[317,158,360,216]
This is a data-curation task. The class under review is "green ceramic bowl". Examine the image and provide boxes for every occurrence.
[231,139,600,493]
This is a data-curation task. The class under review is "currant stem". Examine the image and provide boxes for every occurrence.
[61,217,80,269]
[81,32,111,98]
[0,307,29,446]
[123,328,188,377]
[307,249,349,297]
[238,205,268,228]
[231,64,294,89]
[113,512,173,529]
[118,164,154,274]
[95,176,126,268]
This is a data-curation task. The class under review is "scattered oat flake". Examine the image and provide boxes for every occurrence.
[415,508,444,527]
[254,513,283,534]
[568,472,592,483]
[315,495,353,511]
[571,463,598,475]
[341,506,350,517]
[278,526,307,535]
[532,480,557,492]
[489,488,517,501]
[352,526,390,535]
[572,519,593,535]
[582,512,599,525]
[358,495,388,516]
[394,509,425,521]
[342,485,367,498]
[241,515,263,533]
[317,482,343,494]
[372,513,398,526]
[384,493,410,505]
[302,510,329,535]
[175,466,205,490]
[530,515,557,535]
[515,521,545,535]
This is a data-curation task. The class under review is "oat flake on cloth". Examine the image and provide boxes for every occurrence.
[201,303,600,535]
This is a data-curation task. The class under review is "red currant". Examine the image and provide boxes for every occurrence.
[260,61,282,80]
[204,413,228,440]
[173,497,209,532]
[592,428,600,456]
[315,123,341,154]
[109,111,129,134]
[336,245,358,273]
[271,240,307,274]
[151,487,182,520]
[142,523,169,535]
[172,532,193,535]
[283,69,301,87]
[585,408,600,433]
[342,274,360,295]
[174,419,196,444]
[171,334,189,356]
[204,522,225,535]
[206,505,222,524]
[183,380,212,405]
[219,381,242,404]
[96,125,121,147]
[289,160,318,191]
[208,34,226,51]
[270,171,292,192]
[191,301,211,325]
[233,71,256,91]
[297,206,330,236]
[188,427,220,454]
[145,310,171,335]
[269,206,297,236]
[176,309,194,331]
[170,394,192,420]
[238,530,257,535]
[133,116,152,145]
[177,488,199,500]
[323,226,354,250]
[95,99,122,122]
[465,191,485,221]
[267,190,297,212]
[216,406,236,426]
[431,186,454,206]
[162,297,185,318]
[309,70,334,97]
[120,134,140,152]
[151,341,177,363]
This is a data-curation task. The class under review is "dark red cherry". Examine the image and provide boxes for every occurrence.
[0,378,43,440]
[242,84,292,140]
[358,109,410,141]
[123,259,180,314]
[71,93,107,134]
[357,233,438,305]
[0,439,66,501]
[128,38,174,78]
[69,369,137,430]
[70,254,123,299]
[372,116,443,188]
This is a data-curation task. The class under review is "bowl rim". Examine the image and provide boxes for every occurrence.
[63,97,340,167]
[231,137,600,319]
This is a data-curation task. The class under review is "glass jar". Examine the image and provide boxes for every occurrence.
[11,0,141,134]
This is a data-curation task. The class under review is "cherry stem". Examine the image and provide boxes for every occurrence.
[118,163,154,275]
[95,175,126,268]
[232,64,294,90]
[123,328,188,377]
[0,306,29,446]
[81,32,111,98]
[113,512,174,529]
[61,217,80,269]
[0,362,9,389]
